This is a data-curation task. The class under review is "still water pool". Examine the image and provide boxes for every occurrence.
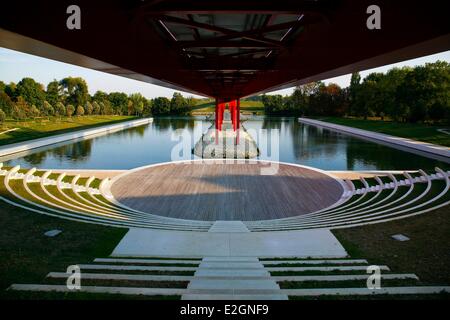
[2,117,449,171]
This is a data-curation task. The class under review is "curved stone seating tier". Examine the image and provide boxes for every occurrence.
[245,168,450,231]
[0,165,213,231]
[0,163,449,232]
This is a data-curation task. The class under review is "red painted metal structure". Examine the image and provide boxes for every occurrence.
[0,0,449,119]
[214,98,241,132]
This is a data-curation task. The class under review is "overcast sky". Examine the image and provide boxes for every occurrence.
[0,47,449,99]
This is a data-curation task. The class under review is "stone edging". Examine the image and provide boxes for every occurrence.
[298,118,450,159]
[0,117,153,157]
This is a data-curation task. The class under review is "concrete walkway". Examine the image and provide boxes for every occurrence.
[299,118,450,160]
[111,227,348,258]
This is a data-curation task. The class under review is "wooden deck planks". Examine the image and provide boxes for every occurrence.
[110,162,343,221]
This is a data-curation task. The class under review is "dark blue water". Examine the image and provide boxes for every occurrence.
[2,117,449,171]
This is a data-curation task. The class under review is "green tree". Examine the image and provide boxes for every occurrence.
[108,92,128,115]
[60,77,89,107]
[143,99,152,116]
[76,105,85,116]
[66,104,75,117]
[13,96,29,120]
[43,101,54,117]
[348,72,361,116]
[397,61,450,122]
[170,92,189,115]
[15,77,45,109]
[55,102,66,119]
[85,101,93,115]
[0,91,14,116]
[4,82,16,99]
[30,105,40,119]
[92,101,101,115]
[0,109,6,124]
[152,97,171,115]
[46,80,61,106]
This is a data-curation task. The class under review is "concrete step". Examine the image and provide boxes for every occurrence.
[186,288,286,295]
[78,264,197,272]
[47,272,194,282]
[208,221,250,233]
[262,259,368,265]
[94,258,200,265]
[267,265,390,272]
[199,262,263,269]
[273,274,419,282]
[202,257,259,262]
[282,286,450,296]
[195,269,270,278]
[8,284,186,296]
[188,279,280,290]
[181,294,288,300]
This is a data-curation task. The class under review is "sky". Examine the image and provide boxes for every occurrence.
[0,47,449,99]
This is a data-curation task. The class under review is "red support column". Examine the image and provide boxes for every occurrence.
[236,98,240,130]
[215,98,219,130]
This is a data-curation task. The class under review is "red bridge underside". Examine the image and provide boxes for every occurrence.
[0,0,449,106]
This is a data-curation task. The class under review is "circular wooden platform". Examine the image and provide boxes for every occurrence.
[110,161,344,221]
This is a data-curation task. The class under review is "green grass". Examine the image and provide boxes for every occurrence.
[319,117,450,147]
[0,198,127,298]
[333,204,450,286]
[0,115,138,146]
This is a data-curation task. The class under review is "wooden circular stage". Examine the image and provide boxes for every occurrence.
[110,161,344,221]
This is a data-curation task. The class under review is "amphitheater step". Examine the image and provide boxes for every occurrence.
[273,274,419,282]
[77,264,198,272]
[47,272,194,282]
[208,221,250,233]
[262,259,368,265]
[181,294,288,300]
[93,258,200,265]
[182,256,288,300]
[267,265,390,272]
[195,269,270,277]
[8,284,185,296]
[199,262,264,269]
[282,286,450,297]
[187,279,280,290]
[203,257,259,262]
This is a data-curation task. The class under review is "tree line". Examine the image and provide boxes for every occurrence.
[262,61,450,123]
[0,76,198,122]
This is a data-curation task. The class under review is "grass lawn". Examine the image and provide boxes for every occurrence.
[0,198,128,299]
[319,117,450,147]
[0,115,138,146]
[332,205,450,286]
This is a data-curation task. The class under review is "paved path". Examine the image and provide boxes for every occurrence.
[299,118,450,159]
[111,227,348,258]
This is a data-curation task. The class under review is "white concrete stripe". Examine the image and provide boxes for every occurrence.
[47,272,194,282]
[94,258,200,265]
[273,274,419,281]
[262,259,368,265]
[8,284,185,296]
[283,286,450,296]
[78,264,198,271]
[267,265,390,272]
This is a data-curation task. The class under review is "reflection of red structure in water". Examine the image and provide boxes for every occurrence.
[215,98,240,132]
